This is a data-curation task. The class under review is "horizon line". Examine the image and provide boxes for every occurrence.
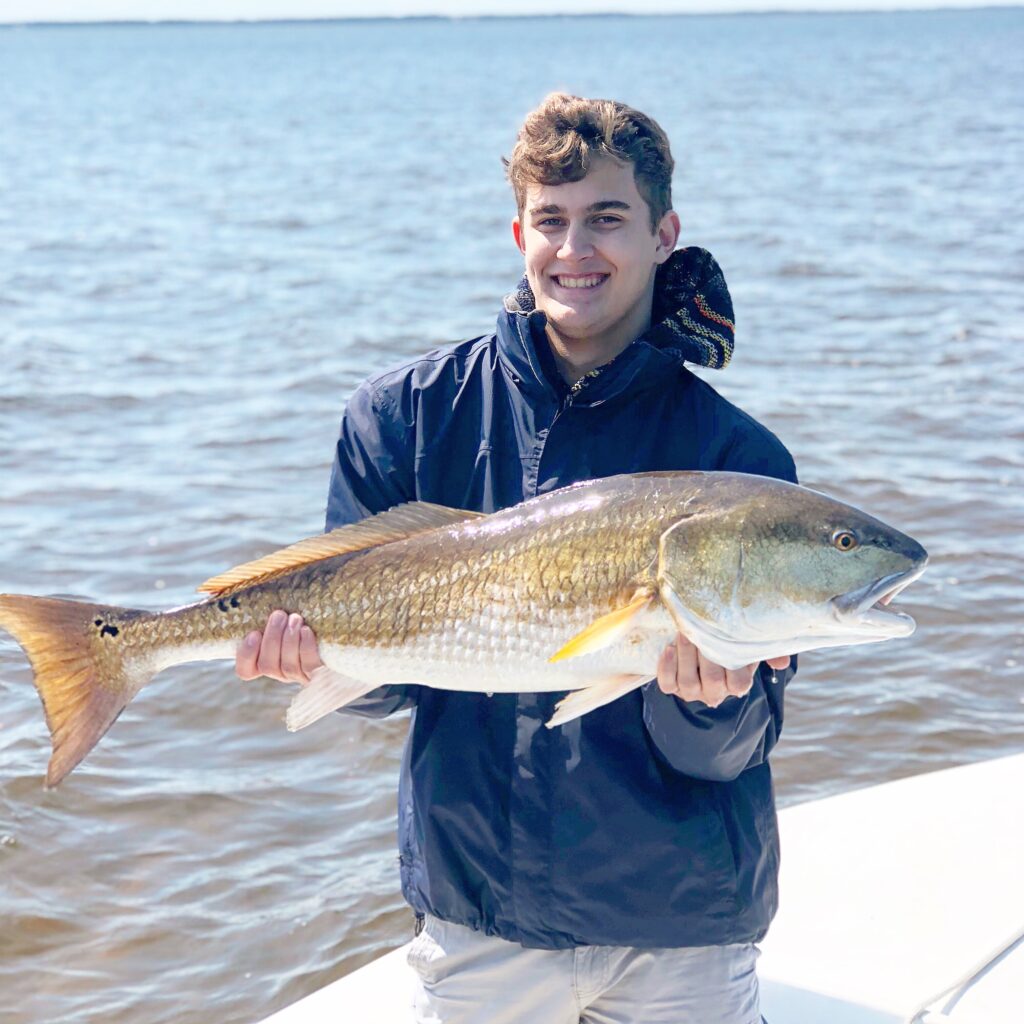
[1,5,1021,28]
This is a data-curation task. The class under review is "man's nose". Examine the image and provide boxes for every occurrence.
[556,222,594,260]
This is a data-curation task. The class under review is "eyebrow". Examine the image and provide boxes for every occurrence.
[528,200,632,216]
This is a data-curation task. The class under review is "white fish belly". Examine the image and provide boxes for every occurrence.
[320,605,677,694]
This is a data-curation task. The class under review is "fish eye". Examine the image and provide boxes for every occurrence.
[832,530,859,552]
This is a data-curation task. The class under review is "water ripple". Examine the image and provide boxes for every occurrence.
[0,11,1022,1024]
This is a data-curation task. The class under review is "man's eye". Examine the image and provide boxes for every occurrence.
[538,218,564,227]
[594,216,622,225]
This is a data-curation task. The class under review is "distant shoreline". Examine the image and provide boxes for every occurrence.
[1,7,1020,29]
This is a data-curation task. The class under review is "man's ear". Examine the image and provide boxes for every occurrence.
[512,216,526,254]
[654,211,681,264]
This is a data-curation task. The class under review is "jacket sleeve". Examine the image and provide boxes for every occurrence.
[641,659,795,782]
[323,380,419,719]
[640,433,799,781]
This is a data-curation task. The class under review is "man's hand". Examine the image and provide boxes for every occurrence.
[656,634,790,708]
[235,609,323,685]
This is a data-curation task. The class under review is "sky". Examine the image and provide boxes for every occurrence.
[0,0,1015,22]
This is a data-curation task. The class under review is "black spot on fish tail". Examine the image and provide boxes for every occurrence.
[217,599,229,612]
[99,624,119,638]
[230,596,240,608]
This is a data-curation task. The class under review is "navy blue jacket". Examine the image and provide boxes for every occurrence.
[325,248,797,949]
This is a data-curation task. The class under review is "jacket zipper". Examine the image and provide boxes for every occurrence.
[562,367,600,411]
[531,369,603,498]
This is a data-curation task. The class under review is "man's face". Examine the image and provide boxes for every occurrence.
[512,157,679,360]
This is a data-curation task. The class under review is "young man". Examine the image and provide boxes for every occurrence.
[238,94,795,1023]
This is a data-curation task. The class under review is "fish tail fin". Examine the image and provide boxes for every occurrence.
[0,594,151,788]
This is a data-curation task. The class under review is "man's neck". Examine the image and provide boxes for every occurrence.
[544,292,657,385]
[544,328,637,386]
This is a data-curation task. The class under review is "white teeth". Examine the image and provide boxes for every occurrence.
[555,275,604,289]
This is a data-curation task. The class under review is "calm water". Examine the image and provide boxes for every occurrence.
[1,11,1022,1023]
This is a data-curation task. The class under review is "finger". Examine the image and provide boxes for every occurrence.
[673,634,702,703]
[766,655,791,671]
[279,613,305,682]
[236,631,263,680]
[298,626,323,686]
[256,609,288,679]
[696,651,729,708]
[656,642,677,694]
[725,663,757,698]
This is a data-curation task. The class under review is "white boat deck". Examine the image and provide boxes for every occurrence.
[261,753,1024,1023]
[758,752,1024,1023]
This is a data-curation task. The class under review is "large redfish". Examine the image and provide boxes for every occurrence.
[0,471,927,787]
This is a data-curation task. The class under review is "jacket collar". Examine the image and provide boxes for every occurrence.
[497,246,735,406]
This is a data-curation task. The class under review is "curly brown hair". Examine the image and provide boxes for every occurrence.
[504,92,674,232]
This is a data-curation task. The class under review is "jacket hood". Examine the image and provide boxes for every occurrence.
[498,246,736,404]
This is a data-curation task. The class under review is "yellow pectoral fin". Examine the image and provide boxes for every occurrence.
[548,588,656,663]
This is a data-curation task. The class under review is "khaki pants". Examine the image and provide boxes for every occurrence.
[408,915,762,1024]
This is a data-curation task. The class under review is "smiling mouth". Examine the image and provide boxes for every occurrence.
[552,274,609,290]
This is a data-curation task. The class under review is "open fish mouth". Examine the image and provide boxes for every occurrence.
[831,562,929,634]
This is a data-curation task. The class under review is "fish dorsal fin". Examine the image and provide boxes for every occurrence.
[197,502,486,598]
